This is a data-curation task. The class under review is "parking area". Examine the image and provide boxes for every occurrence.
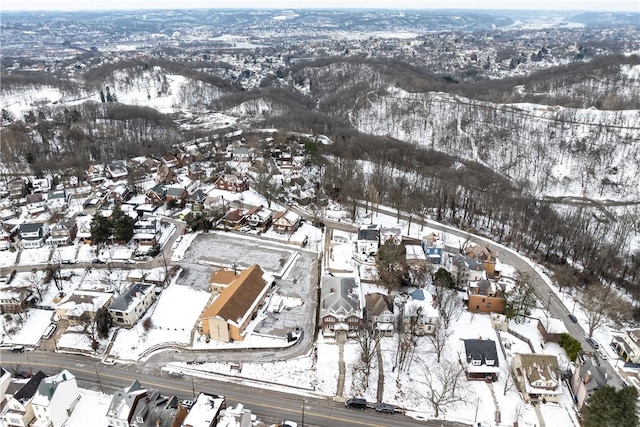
[176,232,319,338]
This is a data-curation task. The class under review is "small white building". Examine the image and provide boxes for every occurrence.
[356,224,381,256]
[31,370,80,427]
[403,288,439,335]
[18,223,49,249]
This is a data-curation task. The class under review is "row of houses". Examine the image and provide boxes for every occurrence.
[0,368,251,427]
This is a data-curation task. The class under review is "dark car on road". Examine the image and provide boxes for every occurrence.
[587,337,600,350]
[568,314,578,323]
[375,403,395,414]
[345,398,368,410]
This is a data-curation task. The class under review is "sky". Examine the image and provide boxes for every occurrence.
[0,0,638,12]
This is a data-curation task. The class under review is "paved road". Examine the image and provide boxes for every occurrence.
[0,350,468,427]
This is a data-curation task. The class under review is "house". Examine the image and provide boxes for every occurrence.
[108,282,157,327]
[320,275,362,338]
[245,205,272,230]
[181,392,226,427]
[3,371,46,427]
[213,174,249,193]
[83,189,109,214]
[0,224,18,251]
[165,185,189,204]
[31,178,50,193]
[203,195,225,213]
[25,193,46,216]
[106,381,148,427]
[232,147,252,162]
[187,162,207,181]
[611,329,640,363]
[200,265,273,342]
[18,223,49,249]
[422,232,444,264]
[186,189,208,211]
[356,224,381,256]
[145,185,167,205]
[8,178,28,199]
[272,209,301,234]
[106,160,129,180]
[404,288,439,335]
[405,245,428,265]
[110,185,131,203]
[380,226,402,245]
[511,353,561,403]
[129,389,179,427]
[49,217,77,246]
[46,189,70,211]
[571,357,608,409]
[31,369,81,427]
[0,285,34,314]
[451,254,486,286]
[221,208,246,229]
[465,243,498,277]
[85,164,106,186]
[0,367,11,405]
[55,290,113,326]
[131,218,161,247]
[161,154,179,168]
[155,163,178,185]
[461,338,500,382]
[364,293,395,336]
[468,279,506,314]
[142,157,161,173]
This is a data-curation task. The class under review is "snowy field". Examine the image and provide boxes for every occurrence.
[1,309,54,346]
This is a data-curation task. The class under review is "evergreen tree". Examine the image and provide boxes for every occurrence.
[90,215,112,250]
[582,386,638,427]
[95,308,112,339]
[433,268,455,289]
[111,204,135,243]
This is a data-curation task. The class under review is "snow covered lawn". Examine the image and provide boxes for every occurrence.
[1,309,54,346]
[18,247,51,265]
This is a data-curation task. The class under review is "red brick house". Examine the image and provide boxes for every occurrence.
[214,174,249,193]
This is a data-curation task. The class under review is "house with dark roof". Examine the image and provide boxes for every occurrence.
[108,283,156,328]
[106,380,148,427]
[49,217,77,246]
[200,265,273,342]
[571,357,608,409]
[461,338,500,382]
[55,290,113,326]
[165,185,189,204]
[31,369,80,427]
[4,371,46,427]
[320,275,362,338]
[451,254,486,286]
[356,224,381,257]
[18,223,49,249]
[511,353,561,403]
[186,189,208,211]
[129,389,179,427]
[221,208,246,229]
[364,293,395,336]
[145,185,167,205]
[107,160,129,180]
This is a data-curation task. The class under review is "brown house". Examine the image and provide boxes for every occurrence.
[272,209,301,234]
[213,174,249,193]
[468,279,505,314]
[221,208,246,229]
[49,217,78,246]
[156,164,178,184]
[200,265,273,342]
[465,244,498,277]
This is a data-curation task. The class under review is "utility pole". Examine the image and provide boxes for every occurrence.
[95,365,104,393]
[191,377,196,398]
[301,399,307,427]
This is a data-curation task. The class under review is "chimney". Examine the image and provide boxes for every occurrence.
[322,299,325,309]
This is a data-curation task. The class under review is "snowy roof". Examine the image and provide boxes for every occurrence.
[109,283,154,312]
[463,338,499,367]
[182,392,225,427]
[405,245,427,261]
[107,380,147,421]
[32,370,76,407]
[321,275,360,319]
[357,224,380,241]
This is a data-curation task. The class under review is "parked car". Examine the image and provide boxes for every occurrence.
[181,400,193,409]
[92,258,106,264]
[10,345,25,353]
[375,403,395,414]
[597,348,609,360]
[568,314,578,323]
[281,421,298,427]
[42,323,57,340]
[587,337,600,350]
[345,398,368,410]
[101,357,117,365]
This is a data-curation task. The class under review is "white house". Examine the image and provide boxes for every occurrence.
[320,275,362,338]
[511,353,561,403]
[403,288,439,335]
[18,223,49,249]
[612,328,640,363]
[364,292,395,336]
[108,282,156,327]
[356,224,380,256]
[31,370,81,427]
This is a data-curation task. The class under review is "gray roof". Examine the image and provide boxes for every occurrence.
[579,360,608,392]
[321,276,360,319]
[463,339,499,366]
[19,223,44,233]
[130,389,178,427]
[109,283,153,311]
[409,288,426,301]
[357,224,380,241]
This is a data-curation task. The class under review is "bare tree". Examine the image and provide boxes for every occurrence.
[395,300,418,375]
[505,274,537,323]
[419,359,469,418]
[429,325,451,363]
[26,269,47,302]
[355,320,382,378]
[502,366,517,396]
[580,284,632,338]
[437,288,463,330]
